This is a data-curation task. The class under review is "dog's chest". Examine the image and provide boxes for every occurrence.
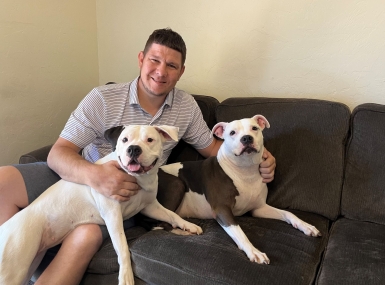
[231,177,266,215]
[175,157,266,218]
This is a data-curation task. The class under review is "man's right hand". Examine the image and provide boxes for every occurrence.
[90,160,140,202]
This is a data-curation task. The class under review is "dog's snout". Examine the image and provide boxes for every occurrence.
[127,145,142,158]
[241,135,253,145]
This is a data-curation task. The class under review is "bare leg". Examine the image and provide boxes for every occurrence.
[35,224,103,285]
[0,166,29,225]
[0,166,103,285]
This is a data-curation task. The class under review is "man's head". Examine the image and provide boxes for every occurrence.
[138,28,186,98]
[143,28,187,66]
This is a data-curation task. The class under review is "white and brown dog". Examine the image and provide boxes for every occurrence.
[157,115,321,264]
[0,125,202,285]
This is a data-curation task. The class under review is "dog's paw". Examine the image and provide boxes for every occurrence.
[297,222,322,237]
[245,246,270,264]
[171,228,195,236]
[174,220,203,235]
[118,267,135,285]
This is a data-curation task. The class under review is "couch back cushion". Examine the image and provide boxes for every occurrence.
[167,94,219,164]
[341,103,385,224]
[216,98,350,220]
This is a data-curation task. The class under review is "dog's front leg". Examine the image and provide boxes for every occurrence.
[99,202,134,285]
[251,204,321,237]
[214,206,270,264]
[141,200,202,235]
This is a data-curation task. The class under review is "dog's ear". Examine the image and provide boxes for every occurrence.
[211,122,228,139]
[104,126,125,150]
[154,126,179,142]
[252,115,270,130]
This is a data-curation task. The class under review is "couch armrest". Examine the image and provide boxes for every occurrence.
[19,145,53,164]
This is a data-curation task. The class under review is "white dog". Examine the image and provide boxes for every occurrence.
[0,125,202,285]
[159,115,321,264]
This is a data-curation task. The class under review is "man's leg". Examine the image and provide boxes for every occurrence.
[0,166,29,224]
[35,224,103,285]
[0,164,103,285]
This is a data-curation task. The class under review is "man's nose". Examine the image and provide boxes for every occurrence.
[156,63,167,76]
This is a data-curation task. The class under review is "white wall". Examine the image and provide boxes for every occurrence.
[0,1,99,165]
[1,0,384,165]
[96,0,385,110]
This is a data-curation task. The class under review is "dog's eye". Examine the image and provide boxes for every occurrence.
[147,138,153,143]
[122,137,128,143]
[252,126,258,131]
[230,131,235,136]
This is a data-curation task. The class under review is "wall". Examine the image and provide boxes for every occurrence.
[1,0,384,164]
[96,0,385,110]
[0,0,99,165]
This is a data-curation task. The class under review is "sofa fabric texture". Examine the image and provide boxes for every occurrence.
[20,96,385,285]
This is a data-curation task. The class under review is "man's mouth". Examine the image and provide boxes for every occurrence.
[151,77,166,84]
[119,157,158,174]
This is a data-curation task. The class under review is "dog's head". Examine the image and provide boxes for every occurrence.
[212,115,270,165]
[104,125,179,175]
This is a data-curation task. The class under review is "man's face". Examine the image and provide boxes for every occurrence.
[138,43,185,98]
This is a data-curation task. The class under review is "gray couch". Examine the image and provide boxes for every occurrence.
[20,95,385,285]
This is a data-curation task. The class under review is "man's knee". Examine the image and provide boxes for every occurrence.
[0,166,28,223]
[0,166,27,195]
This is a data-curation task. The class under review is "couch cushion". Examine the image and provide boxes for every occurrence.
[131,211,329,285]
[167,94,219,164]
[341,103,385,224]
[316,218,385,285]
[216,98,350,220]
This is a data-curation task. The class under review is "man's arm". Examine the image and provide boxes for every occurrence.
[197,138,276,183]
[47,137,140,202]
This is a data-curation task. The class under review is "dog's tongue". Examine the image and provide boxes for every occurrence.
[128,163,141,172]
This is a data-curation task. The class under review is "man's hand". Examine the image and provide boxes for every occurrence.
[90,160,140,202]
[47,137,140,202]
[260,149,276,183]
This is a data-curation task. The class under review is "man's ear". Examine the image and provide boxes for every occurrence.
[104,126,125,151]
[138,51,145,69]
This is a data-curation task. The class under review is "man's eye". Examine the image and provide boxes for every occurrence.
[122,138,128,143]
[230,131,235,136]
[147,138,154,143]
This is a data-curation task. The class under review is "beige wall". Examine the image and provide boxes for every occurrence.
[1,1,384,165]
[97,0,385,110]
[0,1,99,165]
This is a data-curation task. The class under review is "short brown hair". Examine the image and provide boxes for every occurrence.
[143,28,187,66]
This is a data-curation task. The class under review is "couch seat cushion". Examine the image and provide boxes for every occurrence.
[317,218,385,285]
[131,211,329,285]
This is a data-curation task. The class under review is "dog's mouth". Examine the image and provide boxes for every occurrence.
[236,146,259,156]
[119,157,158,174]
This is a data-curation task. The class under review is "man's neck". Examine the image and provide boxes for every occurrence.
[137,81,168,117]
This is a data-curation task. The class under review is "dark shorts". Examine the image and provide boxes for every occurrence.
[14,162,135,240]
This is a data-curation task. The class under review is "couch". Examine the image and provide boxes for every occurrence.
[20,95,385,285]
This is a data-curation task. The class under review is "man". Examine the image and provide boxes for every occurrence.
[0,28,276,284]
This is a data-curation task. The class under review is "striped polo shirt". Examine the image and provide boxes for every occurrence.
[60,77,213,165]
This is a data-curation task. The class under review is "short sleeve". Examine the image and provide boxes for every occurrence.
[60,88,106,149]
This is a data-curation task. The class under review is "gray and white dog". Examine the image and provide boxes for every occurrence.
[0,125,202,285]
[158,115,321,264]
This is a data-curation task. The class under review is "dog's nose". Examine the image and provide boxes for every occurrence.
[127,145,142,158]
[241,135,253,145]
